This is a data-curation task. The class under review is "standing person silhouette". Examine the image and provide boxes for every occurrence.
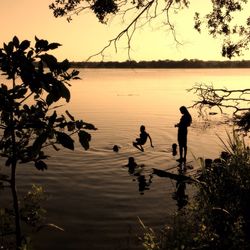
[175,106,192,164]
[133,125,154,152]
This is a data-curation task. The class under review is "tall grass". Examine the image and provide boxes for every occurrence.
[140,130,250,250]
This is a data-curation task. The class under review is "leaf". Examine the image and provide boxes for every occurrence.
[1,84,8,91]
[5,42,13,54]
[75,120,84,129]
[83,122,97,130]
[38,151,49,160]
[56,132,74,150]
[27,50,34,58]
[32,133,48,154]
[46,92,59,106]
[67,121,75,132]
[67,69,80,80]
[65,110,75,121]
[15,87,28,98]
[55,117,65,123]
[48,111,57,125]
[35,38,49,52]
[71,69,79,77]
[48,42,61,50]
[35,160,48,171]
[12,36,20,47]
[58,82,70,102]
[39,54,58,70]
[78,130,91,150]
[59,59,70,71]
[19,40,30,51]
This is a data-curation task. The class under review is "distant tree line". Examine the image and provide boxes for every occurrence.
[71,59,250,68]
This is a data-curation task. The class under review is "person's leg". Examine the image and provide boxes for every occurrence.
[181,132,187,164]
[177,132,184,162]
[177,145,183,163]
[183,146,187,163]
[133,141,144,152]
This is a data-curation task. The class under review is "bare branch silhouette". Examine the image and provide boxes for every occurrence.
[188,83,250,116]
[86,0,157,61]
[50,0,250,59]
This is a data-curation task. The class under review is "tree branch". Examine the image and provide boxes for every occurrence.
[86,0,156,61]
[188,83,250,117]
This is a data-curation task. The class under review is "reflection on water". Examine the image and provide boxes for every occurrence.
[152,163,194,211]
[124,157,154,195]
[173,179,188,210]
[126,159,189,209]
[1,68,250,250]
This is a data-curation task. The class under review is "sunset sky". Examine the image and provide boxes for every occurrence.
[1,0,250,62]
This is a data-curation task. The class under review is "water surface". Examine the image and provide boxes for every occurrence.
[1,68,250,250]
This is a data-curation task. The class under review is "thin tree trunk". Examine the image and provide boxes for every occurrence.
[11,161,22,249]
[10,97,22,249]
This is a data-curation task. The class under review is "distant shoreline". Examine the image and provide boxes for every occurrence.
[70,60,250,69]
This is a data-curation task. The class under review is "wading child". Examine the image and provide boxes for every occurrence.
[133,125,154,152]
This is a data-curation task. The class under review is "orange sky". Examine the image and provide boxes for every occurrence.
[1,0,250,62]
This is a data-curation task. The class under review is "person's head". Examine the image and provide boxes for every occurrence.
[128,157,135,164]
[180,106,192,125]
[140,125,145,132]
[179,106,188,114]
[113,145,119,152]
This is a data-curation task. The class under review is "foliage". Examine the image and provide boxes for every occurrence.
[50,0,250,59]
[140,131,250,249]
[138,217,160,250]
[20,185,47,227]
[235,111,250,133]
[0,36,96,170]
[0,36,97,249]
[194,0,250,59]
[49,0,119,24]
[1,185,47,250]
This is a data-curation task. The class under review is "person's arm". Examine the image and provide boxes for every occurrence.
[175,120,180,127]
[148,134,154,147]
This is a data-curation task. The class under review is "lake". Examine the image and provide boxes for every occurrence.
[1,68,250,250]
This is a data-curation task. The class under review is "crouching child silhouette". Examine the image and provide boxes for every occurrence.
[133,125,154,152]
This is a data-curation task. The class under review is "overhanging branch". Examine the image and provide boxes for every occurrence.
[188,83,250,116]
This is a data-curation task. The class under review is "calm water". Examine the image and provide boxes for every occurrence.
[1,68,250,250]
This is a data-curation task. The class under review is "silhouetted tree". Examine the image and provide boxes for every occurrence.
[188,84,250,133]
[0,36,96,249]
[49,0,250,59]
